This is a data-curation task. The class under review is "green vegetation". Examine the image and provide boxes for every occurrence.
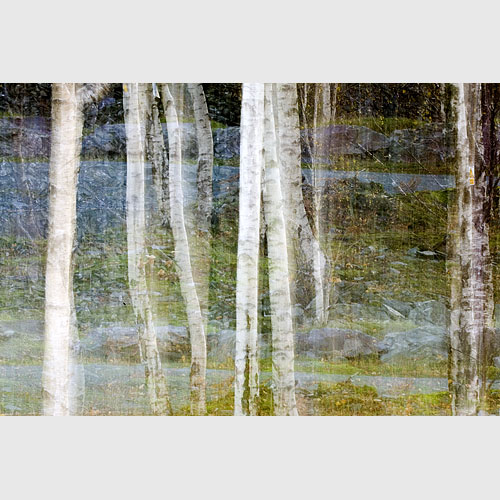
[312,381,451,416]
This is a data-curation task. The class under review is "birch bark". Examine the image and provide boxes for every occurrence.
[187,83,213,327]
[449,83,494,415]
[123,83,171,415]
[234,83,264,416]
[263,84,298,416]
[144,83,169,226]
[42,83,109,416]
[42,83,83,416]
[161,83,207,415]
[279,83,330,325]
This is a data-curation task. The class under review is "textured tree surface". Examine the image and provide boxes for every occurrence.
[187,83,213,329]
[161,83,207,415]
[234,83,264,416]
[42,83,84,416]
[123,83,171,416]
[449,83,495,416]
[263,84,298,416]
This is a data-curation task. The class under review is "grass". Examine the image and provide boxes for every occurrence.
[312,380,452,416]
[334,116,432,136]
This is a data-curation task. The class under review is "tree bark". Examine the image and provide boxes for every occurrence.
[161,83,207,415]
[234,83,264,416]
[278,83,331,325]
[187,83,213,328]
[449,83,495,415]
[123,83,172,416]
[263,84,298,416]
[42,83,83,416]
[144,83,169,226]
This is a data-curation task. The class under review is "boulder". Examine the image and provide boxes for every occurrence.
[295,327,379,360]
[382,299,413,318]
[408,300,447,326]
[81,324,190,359]
[377,326,447,363]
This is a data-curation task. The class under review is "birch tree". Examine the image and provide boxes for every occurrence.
[161,83,207,415]
[123,83,172,415]
[42,83,107,416]
[278,83,331,325]
[144,83,169,226]
[234,83,264,416]
[187,83,213,327]
[449,83,496,415]
[264,84,298,415]
[296,83,333,324]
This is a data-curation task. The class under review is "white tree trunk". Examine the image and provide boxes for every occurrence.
[123,83,171,415]
[449,83,488,416]
[42,83,83,416]
[234,83,264,416]
[263,84,298,416]
[187,83,213,327]
[161,83,207,415]
[145,83,169,226]
[278,83,330,325]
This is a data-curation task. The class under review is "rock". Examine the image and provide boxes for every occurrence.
[82,124,127,157]
[388,124,454,164]
[301,125,390,162]
[213,127,240,159]
[0,116,51,158]
[333,303,391,323]
[407,247,418,257]
[382,299,413,318]
[81,323,190,359]
[408,300,447,326]
[0,328,15,340]
[417,250,438,259]
[361,245,376,255]
[207,329,235,362]
[295,327,380,360]
[494,357,500,369]
[382,303,405,319]
[4,404,21,412]
[293,305,305,318]
[377,326,447,363]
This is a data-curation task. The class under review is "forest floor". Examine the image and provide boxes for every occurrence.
[1,362,500,416]
[0,362,459,416]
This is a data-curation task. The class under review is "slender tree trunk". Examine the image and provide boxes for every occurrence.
[449,83,495,415]
[42,83,83,416]
[42,83,109,416]
[279,84,330,325]
[234,83,264,416]
[161,83,207,415]
[263,84,298,416]
[187,83,213,328]
[123,83,171,415]
[145,83,169,226]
